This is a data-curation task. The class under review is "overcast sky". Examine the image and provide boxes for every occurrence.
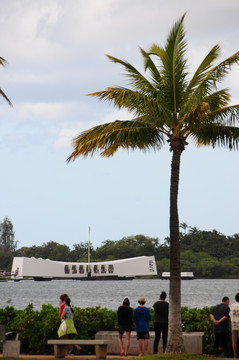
[0,0,239,250]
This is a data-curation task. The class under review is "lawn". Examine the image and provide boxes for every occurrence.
[0,355,220,360]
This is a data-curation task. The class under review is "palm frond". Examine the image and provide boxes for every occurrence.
[210,104,239,126]
[67,119,164,161]
[0,57,12,107]
[89,87,148,112]
[68,14,239,162]
[204,89,230,111]
[183,51,239,113]
[182,103,239,138]
[0,57,8,67]
[180,90,231,130]
[88,87,172,126]
[0,88,12,107]
[106,54,157,95]
[149,13,188,115]
[140,48,162,86]
[191,123,239,150]
[182,44,221,108]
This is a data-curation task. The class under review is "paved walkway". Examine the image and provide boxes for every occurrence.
[0,355,136,359]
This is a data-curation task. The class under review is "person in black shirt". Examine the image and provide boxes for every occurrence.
[117,297,133,356]
[210,296,230,357]
[153,291,169,353]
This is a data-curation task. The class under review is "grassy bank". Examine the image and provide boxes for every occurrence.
[0,355,219,360]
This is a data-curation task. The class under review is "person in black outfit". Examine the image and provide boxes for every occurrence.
[210,296,230,357]
[153,291,169,353]
[117,297,133,356]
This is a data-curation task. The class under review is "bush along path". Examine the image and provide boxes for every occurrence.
[0,304,233,356]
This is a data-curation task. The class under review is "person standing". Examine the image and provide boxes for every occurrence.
[59,293,68,317]
[134,296,151,356]
[230,293,239,358]
[117,297,134,356]
[153,291,169,353]
[58,297,80,355]
[210,296,230,357]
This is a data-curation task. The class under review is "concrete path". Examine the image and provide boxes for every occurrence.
[0,355,137,359]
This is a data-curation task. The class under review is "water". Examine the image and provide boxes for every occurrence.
[1,278,239,310]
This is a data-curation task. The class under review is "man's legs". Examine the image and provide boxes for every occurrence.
[162,323,168,352]
[215,332,228,357]
[214,333,222,356]
[153,322,161,354]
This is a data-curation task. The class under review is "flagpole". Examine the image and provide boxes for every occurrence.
[88,225,90,264]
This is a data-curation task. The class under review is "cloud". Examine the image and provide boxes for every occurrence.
[53,108,133,151]
[17,102,70,121]
[0,1,66,65]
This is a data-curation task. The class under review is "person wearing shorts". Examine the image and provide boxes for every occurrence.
[117,297,133,356]
[210,296,230,357]
[230,293,239,358]
[134,297,151,356]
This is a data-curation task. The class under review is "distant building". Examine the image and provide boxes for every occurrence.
[11,255,157,281]
[161,272,194,280]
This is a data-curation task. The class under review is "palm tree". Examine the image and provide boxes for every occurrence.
[180,222,188,234]
[0,57,12,106]
[67,14,239,352]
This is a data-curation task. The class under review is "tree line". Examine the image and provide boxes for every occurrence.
[1,216,239,278]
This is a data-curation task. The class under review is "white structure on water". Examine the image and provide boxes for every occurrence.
[11,256,157,281]
[161,271,194,280]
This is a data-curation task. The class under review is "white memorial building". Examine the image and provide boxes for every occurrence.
[11,255,157,281]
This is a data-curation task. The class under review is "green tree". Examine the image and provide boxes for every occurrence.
[70,241,94,262]
[39,241,71,261]
[180,222,188,234]
[16,245,44,258]
[94,235,159,260]
[0,217,17,252]
[67,15,239,352]
[156,258,170,275]
[16,241,71,262]
[0,251,13,272]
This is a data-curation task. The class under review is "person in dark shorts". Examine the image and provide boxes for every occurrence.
[117,297,133,356]
[210,296,230,357]
[134,297,151,356]
[153,291,169,353]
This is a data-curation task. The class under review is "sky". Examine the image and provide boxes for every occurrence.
[0,0,239,250]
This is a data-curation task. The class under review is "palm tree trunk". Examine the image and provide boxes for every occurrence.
[166,147,185,353]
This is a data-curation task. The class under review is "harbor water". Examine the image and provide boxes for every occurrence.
[1,278,239,310]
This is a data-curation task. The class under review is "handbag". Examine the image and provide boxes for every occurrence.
[61,319,67,334]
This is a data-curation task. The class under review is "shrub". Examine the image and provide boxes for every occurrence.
[0,304,232,355]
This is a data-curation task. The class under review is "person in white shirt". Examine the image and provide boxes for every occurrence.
[230,293,239,358]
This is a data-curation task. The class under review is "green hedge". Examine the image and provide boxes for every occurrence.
[0,305,232,355]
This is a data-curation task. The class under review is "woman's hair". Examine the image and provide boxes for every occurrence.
[65,297,74,313]
[123,297,130,306]
[60,293,68,302]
